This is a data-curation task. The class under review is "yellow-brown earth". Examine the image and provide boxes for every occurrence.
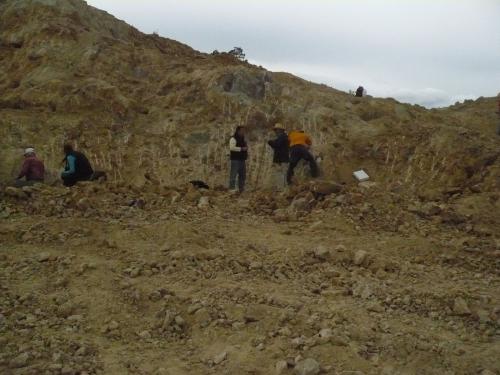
[0,1,499,374]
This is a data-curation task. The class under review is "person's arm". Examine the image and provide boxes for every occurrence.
[17,159,30,179]
[229,137,242,152]
[305,135,312,146]
[61,155,76,176]
[268,139,276,148]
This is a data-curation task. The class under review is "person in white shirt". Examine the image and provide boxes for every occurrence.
[228,126,248,192]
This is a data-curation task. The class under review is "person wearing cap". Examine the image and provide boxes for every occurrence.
[15,148,45,187]
[228,126,248,193]
[267,123,289,191]
[287,130,319,184]
[61,144,94,187]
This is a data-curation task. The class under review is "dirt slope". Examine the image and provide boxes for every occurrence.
[0,0,498,191]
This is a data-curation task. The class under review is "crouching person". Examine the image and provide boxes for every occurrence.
[61,144,94,187]
[15,147,45,187]
[287,130,319,185]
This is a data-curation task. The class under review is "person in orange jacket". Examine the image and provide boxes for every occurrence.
[287,130,319,184]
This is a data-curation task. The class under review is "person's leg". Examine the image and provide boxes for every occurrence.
[302,149,319,178]
[272,163,281,191]
[229,160,238,190]
[279,163,289,190]
[274,163,287,191]
[62,175,76,187]
[238,161,246,192]
[287,148,301,185]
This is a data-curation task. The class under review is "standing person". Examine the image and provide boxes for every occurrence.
[355,86,364,97]
[496,93,500,136]
[61,144,94,187]
[228,126,248,193]
[287,130,319,185]
[15,147,45,187]
[267,123,289,191]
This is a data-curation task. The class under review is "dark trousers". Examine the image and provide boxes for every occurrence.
[62,174,91,187]
[229,160,246,192]
[287,145,319,184]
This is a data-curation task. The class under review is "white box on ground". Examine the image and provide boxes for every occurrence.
[353,170,370,182]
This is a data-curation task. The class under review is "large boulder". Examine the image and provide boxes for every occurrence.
[310,180,343,196]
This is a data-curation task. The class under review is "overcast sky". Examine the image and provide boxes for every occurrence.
[87,0,500,108]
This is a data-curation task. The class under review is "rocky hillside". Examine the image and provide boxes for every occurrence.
[1,0,498,193]
[1,1,499,374]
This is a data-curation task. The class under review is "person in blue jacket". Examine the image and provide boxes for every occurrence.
[61,144,94,187]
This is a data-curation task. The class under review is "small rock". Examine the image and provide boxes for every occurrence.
[319,328,333,339]
[334,195,346,204]
[294,358,320,375]
[475,309,491,323]
[188,303,202,314]
[9,352,29,368]
[213,351,227,365]
[75,346,87,356]
[108,320,119,330]
[174,316,186,327]
[313,246,330,261]
[291,336,305,348]
[275,360,289,374]
[367,301,385,313]
[453,297,471,315]
[308,221,323,231]
[358,181,378,189]
[130,268,141,278]
[198,196,210,209]
[139,330,152,339]
[289,197,309,212]
[67,315,83,322]
[249,261,263,270]
[310,181,343,196]
[76,198,90,210]
[353,250,368,266]
[38,252,51,262]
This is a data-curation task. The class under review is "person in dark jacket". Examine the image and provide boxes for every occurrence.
[267,123,289,191]
[61,144,94,187]
[15,147,45,187]
[228,126,248,192]
[355,86,365,97]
